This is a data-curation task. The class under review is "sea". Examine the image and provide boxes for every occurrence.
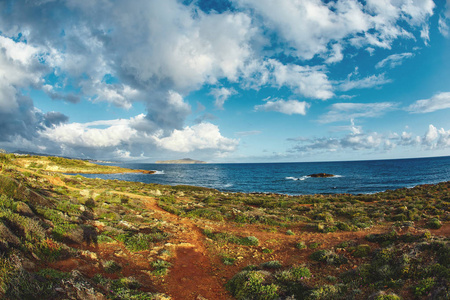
[80,156,450,195]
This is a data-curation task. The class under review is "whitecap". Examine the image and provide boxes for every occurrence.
[286,176,310,181]
[153,170,165,175]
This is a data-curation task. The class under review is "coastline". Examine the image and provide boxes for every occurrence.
[0,153,448,299]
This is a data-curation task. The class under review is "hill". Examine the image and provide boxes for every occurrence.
[0,153,448,299]
[155,158,207,164]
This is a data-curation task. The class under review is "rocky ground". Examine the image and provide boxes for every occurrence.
[0,154,448,299]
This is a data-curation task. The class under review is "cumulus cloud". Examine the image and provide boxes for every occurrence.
[290,123,450,154]
[155,123,238,153]
[38,114,238,158]
[376,52,414,69]
[40,118,140,148]
[255,98,310,115]
[210,87,237,110]
[319,102,398,123]
[407,92,450,113]
[235,0,434,60]
[0,0,443,159]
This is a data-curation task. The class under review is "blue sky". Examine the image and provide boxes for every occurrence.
[0,0,449,163]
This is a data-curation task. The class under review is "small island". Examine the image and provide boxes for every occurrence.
[155,158,207,164]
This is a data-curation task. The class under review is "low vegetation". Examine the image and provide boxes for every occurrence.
[0,153,449,299]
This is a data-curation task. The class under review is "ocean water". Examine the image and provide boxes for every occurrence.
[80,156,450,195]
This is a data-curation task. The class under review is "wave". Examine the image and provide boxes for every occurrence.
[285,176,309,181]
[153,170,165,175]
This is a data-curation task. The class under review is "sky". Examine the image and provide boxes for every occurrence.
[0,0,450,163]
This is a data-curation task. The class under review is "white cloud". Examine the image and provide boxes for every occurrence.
[338,73,392,91]
[0,36,43,111]
[407,92,450,113]
[325,43,344,64]
[320,102,397,123]
[235,0,434,61]
[155,123,238,153]
[255,99,310,115]
[38,114,238,158]
[439,15,449,36]
[375,52,414,69]
[424,124,438,146]
[420,24,430,44]
[235,130,261,137]
[268,60,334,100]
[40,118,139,148]
[437,127,450,148]
[210,87,237,110]
[291,123,450,154]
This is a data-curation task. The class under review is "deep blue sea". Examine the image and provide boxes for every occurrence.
[80,156,450,195]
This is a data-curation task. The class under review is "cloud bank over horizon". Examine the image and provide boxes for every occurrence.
[0,0,449,162]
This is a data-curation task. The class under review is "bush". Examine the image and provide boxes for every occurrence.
[289,265,312,280]
[103,260,122,273]
[260,261,282,269]
[310,250,348,266]
[240,236,259,246]
[351,244,371,258]
[150,259,172,276]
[226,270,279,300]
[295,241,307,250]
[414,277,436,296]
[372,291,401,300]
[308,284,343,299]
[427,218,442,229]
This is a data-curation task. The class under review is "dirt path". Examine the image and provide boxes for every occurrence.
[117,192,231,300]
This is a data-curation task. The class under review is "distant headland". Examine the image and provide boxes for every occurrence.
[155,158,207,164]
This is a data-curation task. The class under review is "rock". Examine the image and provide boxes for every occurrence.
[0,223,21,247]
[308,173,334,178]
[20,258,36,270]
[117,220,137,230]
[80,250,98,260]
[16,202,34,217]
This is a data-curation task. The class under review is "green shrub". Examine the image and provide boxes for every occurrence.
[373,291,401,300]
[308,284,343,299]
[103,260,122,273]
[310,250,348,266]
[286,229,295,235]
[260,261,282,269]
[295,241,307,250]
[222,255,236,266]
[150,259,172,276]
[240,236,259,246]
[226,270,279,300]
[427,218,442,229]
[414,277,436,296]
[351,244,371,258]
[309,242,320,249]
[289,265,312,280]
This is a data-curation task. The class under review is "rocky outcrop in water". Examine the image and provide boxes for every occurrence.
[308,173,334,178]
